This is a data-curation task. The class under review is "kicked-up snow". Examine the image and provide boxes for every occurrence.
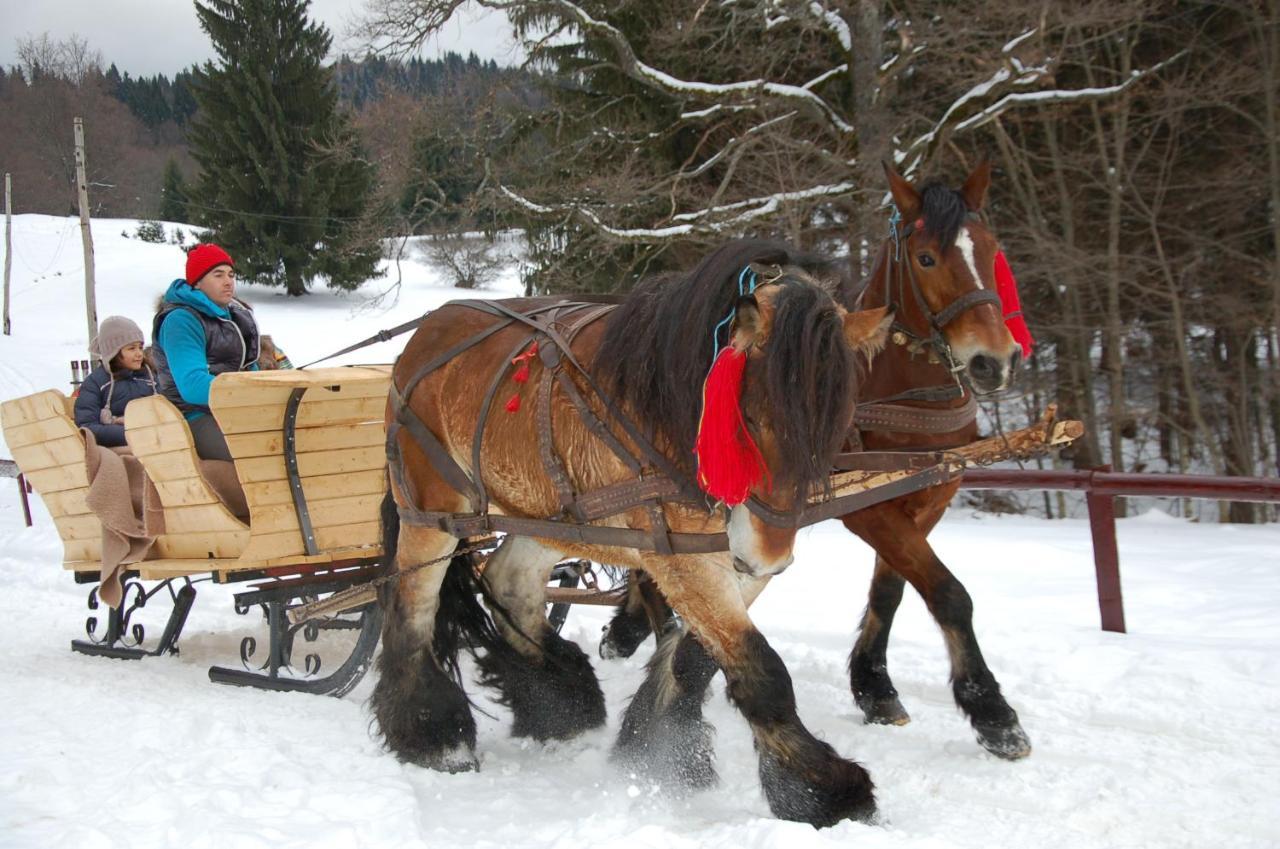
[1,216,1278,848]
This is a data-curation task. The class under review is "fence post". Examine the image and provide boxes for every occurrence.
[1085,466,1126,633]
[74,118,98,351]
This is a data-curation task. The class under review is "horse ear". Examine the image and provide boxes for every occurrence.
[731,295,761,349]
[961,160,992,212]
[843,306,894,358]
[882,161,921,219]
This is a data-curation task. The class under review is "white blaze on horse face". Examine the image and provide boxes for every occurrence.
[954,225,984,290]
[727,504,794,577]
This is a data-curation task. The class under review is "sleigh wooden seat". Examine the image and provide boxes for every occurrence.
[123,395,251,569]
[124,366,393,578]
[1,389,102,565]
[207,365,392,569]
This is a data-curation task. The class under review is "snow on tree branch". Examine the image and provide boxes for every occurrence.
[499,181,855,242]
[951,50,1191,134]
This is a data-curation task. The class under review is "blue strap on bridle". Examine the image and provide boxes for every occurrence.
[710,265,760,359]
[888,204,903,261]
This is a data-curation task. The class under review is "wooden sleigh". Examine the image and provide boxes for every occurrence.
[1,366,393,696]
[2,356,1081,697]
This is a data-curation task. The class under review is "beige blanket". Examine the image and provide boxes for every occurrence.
[199,459,250,522]
[81,430,165,608]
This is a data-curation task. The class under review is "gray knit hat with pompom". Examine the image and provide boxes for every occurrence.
[91,315,145,364]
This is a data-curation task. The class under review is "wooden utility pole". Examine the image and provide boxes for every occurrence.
[74,117,98,352]
[3,172,11,335]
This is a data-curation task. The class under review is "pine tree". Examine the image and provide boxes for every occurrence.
[188,0,381,295]
[159,158,188,222]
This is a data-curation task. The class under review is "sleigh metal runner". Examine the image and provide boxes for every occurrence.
[0,297,1080,698]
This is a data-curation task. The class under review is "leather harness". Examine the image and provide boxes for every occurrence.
[384,297,963,556]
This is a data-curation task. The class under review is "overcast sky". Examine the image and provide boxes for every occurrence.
[0,0,522,76]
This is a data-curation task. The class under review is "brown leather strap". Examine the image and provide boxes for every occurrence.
[854,394,978,434]
[575,476,683,521]
[396,504,729,554]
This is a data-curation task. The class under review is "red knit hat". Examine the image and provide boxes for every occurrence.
[185,243,234,286]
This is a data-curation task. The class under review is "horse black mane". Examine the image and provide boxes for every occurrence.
[593,239,857,499]
[917,181,972,250]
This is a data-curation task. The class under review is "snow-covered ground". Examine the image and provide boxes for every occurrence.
[2,216,1279,848]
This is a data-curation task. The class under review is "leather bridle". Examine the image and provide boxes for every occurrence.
[882,208,1004,377]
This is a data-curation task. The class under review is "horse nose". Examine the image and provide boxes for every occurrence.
[968,353,1003,391]
[733,555,793,577]
[1009,349,1023,374]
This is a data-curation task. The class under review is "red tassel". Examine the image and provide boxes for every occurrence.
[694,347,771,505]
[505,394,521,413]
[994,251,1035,357]
[510,341,538,384]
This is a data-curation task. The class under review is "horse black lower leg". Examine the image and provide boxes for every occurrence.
[612,622,720,789]
[847,501,1029,759]
[599,571,666,659]
[475,537,606,741]
[929,573,1031,760]
[640,560,874,827]
[848,557,911,725]
[370,519,479,772]
[729,629,876,826]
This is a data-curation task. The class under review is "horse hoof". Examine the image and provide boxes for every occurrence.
[598,621,650,660]
[424,745,481,774]
[612,718,718,790]
[758,749,877,828]
[858,696,911,726]
[599,630,633,660]
[974,722,1032,760]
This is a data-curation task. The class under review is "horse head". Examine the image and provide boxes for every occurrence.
[714,269,891,577]
[880,161,1022,394]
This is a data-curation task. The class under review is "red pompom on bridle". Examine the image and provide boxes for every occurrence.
[993,250,1035,357]
[694,346,771,505]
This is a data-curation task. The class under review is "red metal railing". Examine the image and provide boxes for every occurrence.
[959,467,1280,634]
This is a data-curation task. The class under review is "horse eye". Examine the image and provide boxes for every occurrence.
[917,253,935,268]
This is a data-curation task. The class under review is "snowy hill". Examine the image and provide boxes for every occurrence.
[0,215,522,433]
[1,217,1278,849]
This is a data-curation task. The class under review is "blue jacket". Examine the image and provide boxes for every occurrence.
[73,364,157,447]
[152,280,260,420]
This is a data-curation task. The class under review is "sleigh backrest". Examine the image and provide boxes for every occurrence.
[1,389,101,565]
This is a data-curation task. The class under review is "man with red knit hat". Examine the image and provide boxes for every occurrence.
[152,243,262,461]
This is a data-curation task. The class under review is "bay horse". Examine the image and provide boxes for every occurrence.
[372,249,893,827]
[599,162,1032,760]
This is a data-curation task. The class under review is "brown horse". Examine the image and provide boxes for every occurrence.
[371,248,892,827]
[599,162,1032,760]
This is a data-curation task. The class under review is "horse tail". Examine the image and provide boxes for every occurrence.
[433,546,510,683]
[379,489,399,567]
[374,490,499,678]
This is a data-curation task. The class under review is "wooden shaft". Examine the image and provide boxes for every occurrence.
[74,118,97,354]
